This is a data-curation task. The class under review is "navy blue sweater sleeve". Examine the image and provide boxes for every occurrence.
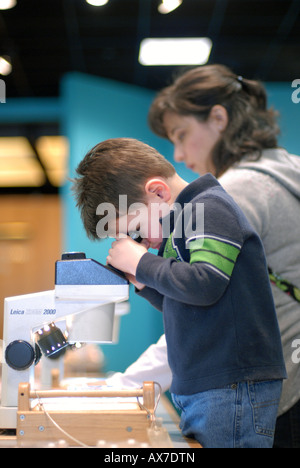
[136,253,230,306]
[136,285,164,312]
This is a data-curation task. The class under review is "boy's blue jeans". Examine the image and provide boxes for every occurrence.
[172,380,283,448]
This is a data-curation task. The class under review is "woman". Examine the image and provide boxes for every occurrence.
[108,65,300,447]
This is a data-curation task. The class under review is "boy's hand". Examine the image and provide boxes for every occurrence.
[107,236,148,277]
[124,273,146,291]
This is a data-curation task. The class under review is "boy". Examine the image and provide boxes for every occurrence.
[72,137,286,448]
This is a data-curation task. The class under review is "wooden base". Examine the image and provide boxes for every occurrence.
[17,382,155,447]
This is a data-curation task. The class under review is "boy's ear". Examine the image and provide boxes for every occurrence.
[144,178,171,203]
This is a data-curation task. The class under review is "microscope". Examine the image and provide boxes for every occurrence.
[0,252,129,430]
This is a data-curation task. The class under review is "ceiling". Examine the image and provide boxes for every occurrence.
[1,0,300,99]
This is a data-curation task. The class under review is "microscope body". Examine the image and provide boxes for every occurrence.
[0,253,129,428]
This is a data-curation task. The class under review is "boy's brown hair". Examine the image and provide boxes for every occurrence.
[72,137,175,240]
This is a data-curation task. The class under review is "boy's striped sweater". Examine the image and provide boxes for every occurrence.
[136,174,287,395]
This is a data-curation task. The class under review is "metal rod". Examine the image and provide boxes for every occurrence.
[30,389,144,399]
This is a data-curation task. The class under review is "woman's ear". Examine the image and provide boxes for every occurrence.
[144,178,171,203]
[208,105,229,133]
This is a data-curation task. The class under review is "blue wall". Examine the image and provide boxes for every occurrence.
[266,83,299,156]
[60,72,181,373]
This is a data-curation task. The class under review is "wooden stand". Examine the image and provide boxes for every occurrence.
[17,381,155,447]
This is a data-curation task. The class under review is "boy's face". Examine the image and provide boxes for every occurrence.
[115,201,170,250]
[106,176,173,249]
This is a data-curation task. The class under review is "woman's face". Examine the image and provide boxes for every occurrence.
[163,111,222,176]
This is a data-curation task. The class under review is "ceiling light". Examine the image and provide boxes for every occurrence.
[36,136,69,187]
[0,137,45,187]
[0,0,16,9]
[85,0,109,6]
[139,38,212,66]
[158,0,182,14]
[0,56,12,76]
[0,137,34,158]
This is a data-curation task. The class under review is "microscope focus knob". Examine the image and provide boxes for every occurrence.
[5,340,35,371]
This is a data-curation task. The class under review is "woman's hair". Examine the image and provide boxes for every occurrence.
[148,64,280,176]
[72,137,175,240]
